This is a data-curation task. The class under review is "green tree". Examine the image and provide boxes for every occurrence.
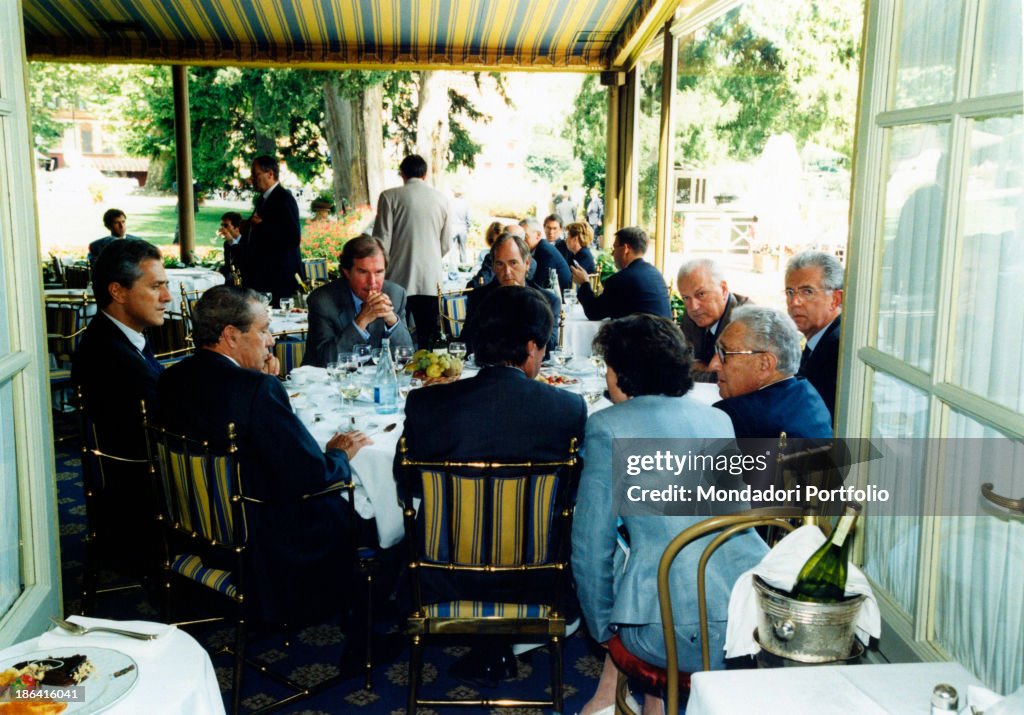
[562,74,608,194]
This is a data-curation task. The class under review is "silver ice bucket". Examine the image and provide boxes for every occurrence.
[753,575,866,663]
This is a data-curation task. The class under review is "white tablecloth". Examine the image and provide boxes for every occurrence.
[561,303,603,359]
[687,661,985,715]
[0,619,224,715]
[269,310,309,334]
[164,268,224,314]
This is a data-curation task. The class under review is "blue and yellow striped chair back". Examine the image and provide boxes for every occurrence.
[439,292,470,338]
[273,330,307,378]
[157,443,239,544]
[302,258,329,286]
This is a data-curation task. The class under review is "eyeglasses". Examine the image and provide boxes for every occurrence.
[713,344,768,364]
[784,286,832,301]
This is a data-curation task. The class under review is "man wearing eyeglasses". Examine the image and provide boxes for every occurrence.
[785,251,844,421]
[676,258,750,382]
[708,306,832,439]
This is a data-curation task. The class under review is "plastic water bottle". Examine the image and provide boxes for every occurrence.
[373,338,399,415]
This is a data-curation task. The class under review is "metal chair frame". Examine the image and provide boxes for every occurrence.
[141,402,358,715]
[615,507,809,715]
[398,437,580,713]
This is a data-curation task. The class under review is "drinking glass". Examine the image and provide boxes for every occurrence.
[338,352,359,374]
[339,373,362,406]
[394,346,414,371]
[551,348,573,368]
[562,288,578,308]
[325,361,340,383]
[280,297,294,312]
[369,347,382,365]
[355,344,372,366]
[257,292,273,306]
[448,342,467,361]
[583,380,605,405]
[589,355,606,376]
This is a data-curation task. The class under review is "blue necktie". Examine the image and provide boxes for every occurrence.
[141,339,163,373]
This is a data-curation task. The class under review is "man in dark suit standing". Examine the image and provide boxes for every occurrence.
[399,285,587,684]
[158,285,370,623]
[245,155,301,306]
[72,239,172,571]
[569,226,671,320]
[785,251,844,421]
[709,306,832,440]
[302,235,414,367]
[676,258,750,382]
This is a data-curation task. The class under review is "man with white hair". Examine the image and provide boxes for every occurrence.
[521,216,571,292]
[676,258,750,382]
[785,251,844,421]
[708,305,832,439]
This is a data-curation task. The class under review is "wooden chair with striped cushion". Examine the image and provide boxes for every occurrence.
[398,438,580,714]
[142,403,356,715]
[46,293,93,409]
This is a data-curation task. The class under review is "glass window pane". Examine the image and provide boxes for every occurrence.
[951,114,1024,412]
[975,0,1023,96]
[893,0,961,109]
[875,124,948,371]
[637,55,663,242]
[0,379,20,617]
[934,411,1024,694]
[862,372,929,616]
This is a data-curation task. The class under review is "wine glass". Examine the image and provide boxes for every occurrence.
[257,292,273,307]
[562,288,578,308]
[369,347,382,365]
[400,377,423,400]
[338,352,359,375]
[355,344,372,367]
[448,342,467,361]
[589,355,606,377]
[551,348,573,369]
[339,373,362,406]
[394,346,413,371]
[325,361,340,384]
[280,297,294,312]
[583,380,605,405]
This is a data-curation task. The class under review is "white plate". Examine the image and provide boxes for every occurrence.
[1,647,139,713]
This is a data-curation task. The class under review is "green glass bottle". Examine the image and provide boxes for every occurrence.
[791,502,862,603]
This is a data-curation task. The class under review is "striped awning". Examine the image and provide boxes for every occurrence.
[22,0,682,71]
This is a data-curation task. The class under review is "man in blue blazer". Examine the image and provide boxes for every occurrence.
[158,285,370,623]
[302,235,414,366]
[709,305,833,440]
[522,216,572,292]
[399,285,587,684]
[244,155,302,306]
[88,208,140,265]
[72,239,173,573]
[786,251,844,422]
[569,226,671,320]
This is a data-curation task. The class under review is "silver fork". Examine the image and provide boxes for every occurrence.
[50,617,159,641]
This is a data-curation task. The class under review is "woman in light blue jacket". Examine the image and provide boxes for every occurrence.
[572,315,768,714]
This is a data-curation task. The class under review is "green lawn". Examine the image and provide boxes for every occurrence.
[128,204,226,248]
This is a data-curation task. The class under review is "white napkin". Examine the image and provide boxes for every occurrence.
[38,616,177,659]
[287,365,327,381]
[967,685,1024,714]
[725,525,882,658]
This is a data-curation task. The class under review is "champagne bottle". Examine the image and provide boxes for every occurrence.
[430,313,449,355]
[790,502,862,603]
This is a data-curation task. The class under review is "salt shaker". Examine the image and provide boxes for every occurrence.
[931,684,959,715]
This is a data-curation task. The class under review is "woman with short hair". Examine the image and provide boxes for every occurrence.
[572,314,767,714]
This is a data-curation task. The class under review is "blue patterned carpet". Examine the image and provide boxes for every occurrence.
[53,436,606,714]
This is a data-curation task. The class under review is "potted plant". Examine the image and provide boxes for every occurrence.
[310,191,336,221]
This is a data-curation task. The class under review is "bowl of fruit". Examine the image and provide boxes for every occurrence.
[405,349,463,384]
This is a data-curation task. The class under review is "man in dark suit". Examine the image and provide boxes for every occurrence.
[785,251,844,421]
[72,239,173,571]
[676,258,750,382]
[244,155,302,306]
[218,211,245,285]
[569,226,671,320]
[302,235,414,366]
[522,216,572,292]
[709,305,832,440]
[461,233,560,357]
[399,285,587,684]
[158,285,370,623]
[88,208,140,265]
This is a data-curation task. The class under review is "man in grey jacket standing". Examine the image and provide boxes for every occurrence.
[373,154,450,348]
